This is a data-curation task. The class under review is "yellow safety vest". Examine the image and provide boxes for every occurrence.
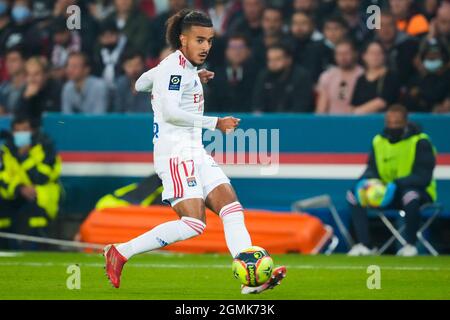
[0,144,62,225]
[372,133,437,201]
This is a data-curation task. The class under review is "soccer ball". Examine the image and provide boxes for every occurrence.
[231,246,274,287]
[365,179,386,208]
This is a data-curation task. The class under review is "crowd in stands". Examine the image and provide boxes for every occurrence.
[0,0,449,125]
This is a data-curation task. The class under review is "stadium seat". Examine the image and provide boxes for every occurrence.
[292,194,354,252]
[375,203,444,256]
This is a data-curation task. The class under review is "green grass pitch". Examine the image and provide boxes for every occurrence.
[0,251,449,300]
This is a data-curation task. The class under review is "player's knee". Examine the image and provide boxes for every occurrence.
[181,216,206,235]
[219,201,244,219]
[401,189,421,207]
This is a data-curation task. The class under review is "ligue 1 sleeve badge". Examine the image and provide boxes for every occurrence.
[169,75,182,90]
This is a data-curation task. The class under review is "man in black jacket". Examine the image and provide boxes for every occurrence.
[346,105,437,256]
[252,43,314,113]
[207,34,258,112]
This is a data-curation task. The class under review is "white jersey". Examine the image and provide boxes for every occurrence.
[135,50,228,205]
[135,50,218,158]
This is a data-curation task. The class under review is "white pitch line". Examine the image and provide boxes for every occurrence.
[0,261,448,271]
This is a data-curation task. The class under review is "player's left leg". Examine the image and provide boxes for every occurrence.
[205,183,286,294]
[204,183,251,258]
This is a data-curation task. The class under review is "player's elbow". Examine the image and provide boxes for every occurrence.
[135,78,147,92]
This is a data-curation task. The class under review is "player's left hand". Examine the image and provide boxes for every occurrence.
[198,69,215,84]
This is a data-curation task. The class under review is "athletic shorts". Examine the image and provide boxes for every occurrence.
[154,148,230,206]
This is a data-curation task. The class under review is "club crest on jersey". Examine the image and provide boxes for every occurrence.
[168,75,181,90]
[187,177,197,187]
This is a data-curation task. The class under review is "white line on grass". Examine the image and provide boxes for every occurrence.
[0,262,448,271]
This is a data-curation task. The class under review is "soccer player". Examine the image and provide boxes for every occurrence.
[103,9,286,294]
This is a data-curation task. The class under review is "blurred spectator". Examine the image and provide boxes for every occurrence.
[31,0,53,21]
[351,41,400,114]
[375,11,419,85]
[252,6,288,68]
[316,39,364,113]
[62,52,109,114]
[252,43,314,112]
[427,2,450,54]
[335,0,372,47]
[0,115,61,250]
[292,0,324,28]
[227,0,265,44]
[0,0,14,56]
[52,0,99,56]
[207,34,258,112]
[421,0,440,21]
[4,0,44,56]
[402,38,450,112]
[208,0,235,37]
[103,0,151,54]
[290,11,327,81]
[150,0,188,58]
[16,56,62,124]
[48,17,82,81]
[113,50,151,113]
[390,0,429,36]
[88,0,116,21]
[319,15,349,68]
[0,46,26,115]
[93,20,128,87]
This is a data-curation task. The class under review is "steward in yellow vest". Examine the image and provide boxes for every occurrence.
[346,105,437,257]
[0,116,61,250]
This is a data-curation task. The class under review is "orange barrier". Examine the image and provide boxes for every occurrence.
[79,205,331,254]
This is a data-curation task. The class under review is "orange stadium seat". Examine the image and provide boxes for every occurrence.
[79,205,332,254]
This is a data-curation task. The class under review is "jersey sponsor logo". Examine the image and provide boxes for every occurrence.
[169,75,182,90]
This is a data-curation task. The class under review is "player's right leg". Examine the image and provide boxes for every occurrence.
[104,198,206,288]
[104,156,206,288]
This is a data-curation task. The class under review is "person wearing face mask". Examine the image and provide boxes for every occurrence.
[0,115,61,250]
[403,38,450,112]
[4,0,43,56]
[346,105,437,257]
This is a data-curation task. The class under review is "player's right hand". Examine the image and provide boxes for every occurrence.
[216,116,240,134]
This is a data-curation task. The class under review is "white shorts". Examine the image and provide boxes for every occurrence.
[154,149,230,206]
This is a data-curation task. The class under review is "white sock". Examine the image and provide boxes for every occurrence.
[116,216,206,259]
[220,201,252,257]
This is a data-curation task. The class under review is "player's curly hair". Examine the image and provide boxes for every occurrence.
[165,9,213,50]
